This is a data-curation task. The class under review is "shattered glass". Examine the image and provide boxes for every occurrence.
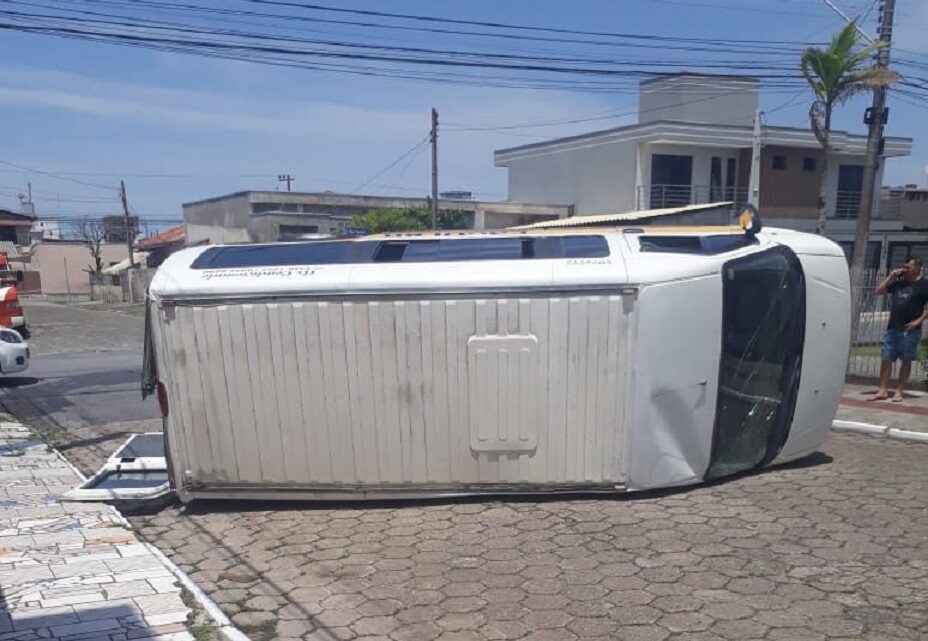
[707,247,806,480]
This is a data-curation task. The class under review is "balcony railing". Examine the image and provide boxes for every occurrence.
[833,191,862,219]
[636,184,749,210]
[833,190,902,220]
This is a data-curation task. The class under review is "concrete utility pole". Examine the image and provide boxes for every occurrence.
[278,174,294,191]
[120,180,135,269]
[849,0,895,346]
[854,0,895,245]
[430,108,439,230]
[748,109,763,208]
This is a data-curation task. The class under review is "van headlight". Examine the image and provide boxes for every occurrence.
[0,330,23,344]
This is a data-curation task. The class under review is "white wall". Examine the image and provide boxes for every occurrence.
[186,223,250,245]
[639,76,758,126]
[506,139,638,216]
[642,144,741,188]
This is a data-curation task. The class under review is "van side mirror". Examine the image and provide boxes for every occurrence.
[15,270,23,284]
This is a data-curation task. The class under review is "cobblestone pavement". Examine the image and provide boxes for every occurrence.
[8,303,928,641]
[128,432,928,641]
[0,419,197,641]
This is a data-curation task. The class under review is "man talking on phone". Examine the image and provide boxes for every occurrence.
[870,256,928,402]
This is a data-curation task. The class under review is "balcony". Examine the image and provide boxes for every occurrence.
[636,184,749,210]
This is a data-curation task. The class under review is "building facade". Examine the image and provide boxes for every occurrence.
[30,241,129,296]
[0,209,34,246]
[183,191,572,245]
[494,74,916,270]
[30,220,61,241]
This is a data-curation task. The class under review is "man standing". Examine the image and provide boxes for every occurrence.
[871,257,928,401]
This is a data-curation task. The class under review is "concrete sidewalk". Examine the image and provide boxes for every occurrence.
[0,419,196,641]
[838,382,928,433]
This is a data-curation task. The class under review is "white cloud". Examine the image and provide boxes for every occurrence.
[0,65,613,144]
[0,63,615,210]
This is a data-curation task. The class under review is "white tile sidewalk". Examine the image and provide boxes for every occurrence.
[0,419,194,641]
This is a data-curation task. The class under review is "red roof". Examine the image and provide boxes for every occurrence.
[138,224,186,250]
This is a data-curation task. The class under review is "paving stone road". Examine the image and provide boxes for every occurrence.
[130,433,928,641]
[5,301,928,641]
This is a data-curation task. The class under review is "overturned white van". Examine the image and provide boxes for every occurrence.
[133,223,848,502]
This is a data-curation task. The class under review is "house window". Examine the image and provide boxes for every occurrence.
[772,156,787,171]
[802,157,817,173]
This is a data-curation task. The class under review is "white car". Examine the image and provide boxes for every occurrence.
[0,327,29,374]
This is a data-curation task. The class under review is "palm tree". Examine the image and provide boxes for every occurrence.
[800,20,897,235]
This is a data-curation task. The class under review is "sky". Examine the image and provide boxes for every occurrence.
[0,0,925,234]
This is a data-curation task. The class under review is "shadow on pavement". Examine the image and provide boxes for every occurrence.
[0,587,179,639]
[171,449,835,518]
[0,377,38,388]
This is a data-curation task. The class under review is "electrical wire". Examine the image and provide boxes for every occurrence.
[354,136,429,194]
[0,159,118,191]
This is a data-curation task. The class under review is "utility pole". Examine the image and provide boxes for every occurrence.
[120,180,136,269]
[430,108,439,230]
[748,109,763,208]
[850,0,895,343]
[278,174,294,191]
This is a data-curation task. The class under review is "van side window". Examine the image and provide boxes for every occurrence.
[191,235,610,269]
[562,235,610,258]
[639,235,756,255]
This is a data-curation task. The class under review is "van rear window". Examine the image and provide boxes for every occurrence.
[191,235,610,269]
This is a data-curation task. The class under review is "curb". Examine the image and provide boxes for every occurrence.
[11,418,254,641]
[832,419,928,442]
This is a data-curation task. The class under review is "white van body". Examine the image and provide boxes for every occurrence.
[145,226,849,502]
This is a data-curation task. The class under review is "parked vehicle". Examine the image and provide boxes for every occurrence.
[0,327,29,374]
[0,252,27,337]
[102,217,848,503]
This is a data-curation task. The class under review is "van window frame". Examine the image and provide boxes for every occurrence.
[706,245,806,480]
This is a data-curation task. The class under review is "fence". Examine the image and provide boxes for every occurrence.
[635,184,749,210]
[89,267,154,304]
[846,269,928,383]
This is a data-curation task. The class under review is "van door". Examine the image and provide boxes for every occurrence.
[707,247,805,480]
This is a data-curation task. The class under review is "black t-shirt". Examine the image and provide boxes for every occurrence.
[887,277,928,330]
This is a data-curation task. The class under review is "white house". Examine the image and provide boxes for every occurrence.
[494,74,917,270]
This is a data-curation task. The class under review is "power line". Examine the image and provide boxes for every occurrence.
[354,136,429,194]
[0,2,843,96]
[243,0,831,41]
[0,158,117,191]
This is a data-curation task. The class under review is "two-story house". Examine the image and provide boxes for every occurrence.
[494,73,919,272]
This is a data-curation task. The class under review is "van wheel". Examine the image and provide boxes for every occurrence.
[19,326,30,339]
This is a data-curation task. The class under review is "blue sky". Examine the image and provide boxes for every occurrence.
[0,0,925,232]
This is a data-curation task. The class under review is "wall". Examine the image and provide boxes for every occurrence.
[900,191,928,229]
[31,243,128,295]
[759,146,824,219]
[506,139,638,215]
[639,143,743,208]
[183,193,252,245]
[186,192,571,240]
[638,76,758,126]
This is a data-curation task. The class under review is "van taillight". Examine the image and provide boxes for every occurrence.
[156,381,169,417]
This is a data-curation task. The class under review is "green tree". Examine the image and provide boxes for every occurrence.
[800,20,897,235]
[350,207,468,233]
